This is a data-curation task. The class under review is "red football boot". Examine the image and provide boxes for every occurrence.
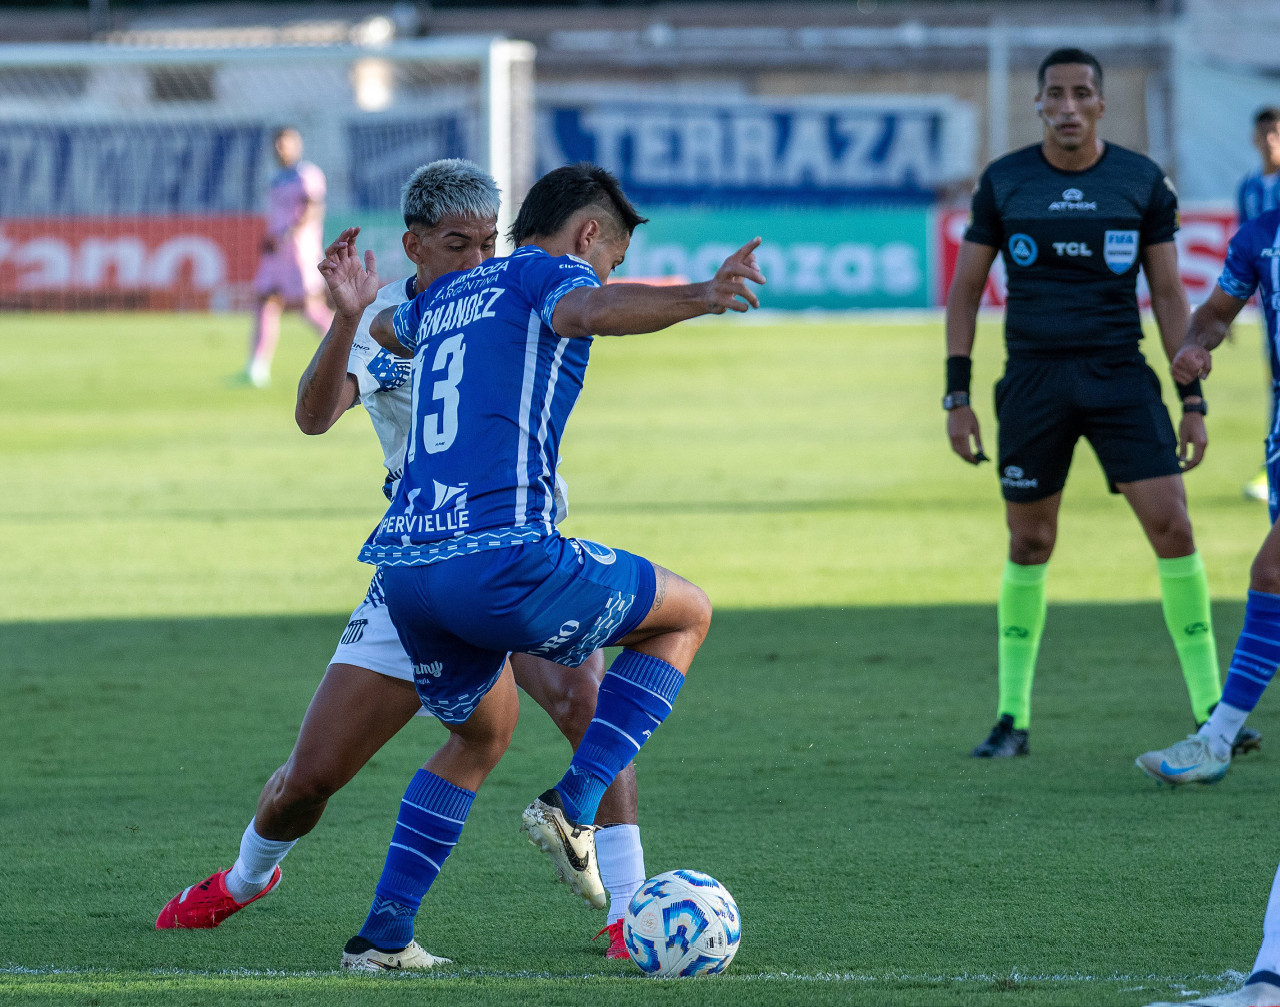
[593,920,629,960]
[155,866,281,929]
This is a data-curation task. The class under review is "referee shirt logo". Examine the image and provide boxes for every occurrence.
[1048,188,1098,211]
[1008,234,1038,267]
[1104,231,1139,274]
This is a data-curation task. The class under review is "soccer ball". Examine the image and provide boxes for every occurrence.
[622,869,741,977]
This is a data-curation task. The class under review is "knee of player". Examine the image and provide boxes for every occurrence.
[550,678,598,746]
[1153,519,1196,558]
[690,585,713,639]
[676,583,713,650]
[278,763,341,808]
[466,715,516,766]
[1008,529,1054,564]
[1250,553,1280,594]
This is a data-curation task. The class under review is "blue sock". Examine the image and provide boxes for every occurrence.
[1221,590,1280,714]
[357,769,474,950]
[554,650,684,825]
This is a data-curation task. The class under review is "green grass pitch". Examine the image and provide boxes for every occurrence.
[3,310,1279,1006]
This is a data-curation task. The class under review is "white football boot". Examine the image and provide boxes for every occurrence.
[1143,978,1280,1006]
[1135,734,1230,786]
[520,789,606,910]
[340,937,451,971]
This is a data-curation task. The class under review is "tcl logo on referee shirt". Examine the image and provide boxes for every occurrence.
[1053,241,1093,257]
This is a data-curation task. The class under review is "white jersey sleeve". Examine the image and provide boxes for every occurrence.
[347,277,415,497]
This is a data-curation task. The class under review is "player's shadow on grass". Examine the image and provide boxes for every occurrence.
[3,600,1252,787]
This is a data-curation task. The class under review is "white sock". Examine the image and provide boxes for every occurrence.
[224,818,296,903]
[1198,702,1248,761]
[1252,859,1280,978]
[596,824,646,925]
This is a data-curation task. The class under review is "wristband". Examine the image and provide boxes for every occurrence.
[1182,400,1207,416]
[946,355,972,395]
[1176,378,1203,400]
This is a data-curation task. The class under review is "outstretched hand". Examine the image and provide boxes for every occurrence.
[702,237,766,314]
[318,226,379,317]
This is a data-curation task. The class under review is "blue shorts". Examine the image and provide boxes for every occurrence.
[382,535,657,723]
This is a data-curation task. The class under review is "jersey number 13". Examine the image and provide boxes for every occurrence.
[408,333,465,459]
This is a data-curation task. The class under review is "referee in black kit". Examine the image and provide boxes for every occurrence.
[944,47,1233,762]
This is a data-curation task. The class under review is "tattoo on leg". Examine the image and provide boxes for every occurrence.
[653,568,668,612]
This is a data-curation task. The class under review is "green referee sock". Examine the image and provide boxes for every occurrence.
[1157,551,1220,724]
[997,560,1048,730]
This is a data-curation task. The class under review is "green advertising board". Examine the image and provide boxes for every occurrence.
[615,207,932,310]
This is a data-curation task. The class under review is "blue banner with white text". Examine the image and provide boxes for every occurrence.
[0,123,266,217]
[538,97,974,206]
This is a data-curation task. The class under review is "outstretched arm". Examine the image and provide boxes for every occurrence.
[551,238,766,338]
[944,240,998,465]
[1171,286,1250,383]
[300,227,380,434]
[368,306,410,357]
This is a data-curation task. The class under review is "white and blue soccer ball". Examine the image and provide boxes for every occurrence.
[622,869,740,978]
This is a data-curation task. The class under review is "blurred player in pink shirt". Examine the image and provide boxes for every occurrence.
[245,127,333,388]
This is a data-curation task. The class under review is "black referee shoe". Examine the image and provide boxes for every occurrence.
[971,714,1029,758]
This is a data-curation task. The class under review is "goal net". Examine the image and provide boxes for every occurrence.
[0,37,535,311]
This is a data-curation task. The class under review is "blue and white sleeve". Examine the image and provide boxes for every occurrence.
[528,255,601,332]
[1218,224,1260,301]
[391,295,426,353]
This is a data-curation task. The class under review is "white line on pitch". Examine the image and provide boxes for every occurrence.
[0,964,1248,987]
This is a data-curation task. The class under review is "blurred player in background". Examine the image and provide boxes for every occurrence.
[242,126,333,388]
[1137,203,1280,785]
[334,162,763,970]
[945,48,1230,758]
[1239,108,1280,224]
[1238,107,1280,503]
[157,161,649,963]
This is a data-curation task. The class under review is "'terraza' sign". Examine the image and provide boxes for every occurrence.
[539,96,975,205]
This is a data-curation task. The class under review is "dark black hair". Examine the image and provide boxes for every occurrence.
[510,162,648,245]
[1255,107,1280,130]
[1037,48,1103,94]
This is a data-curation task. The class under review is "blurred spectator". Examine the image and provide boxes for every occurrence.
[243,126,332,388]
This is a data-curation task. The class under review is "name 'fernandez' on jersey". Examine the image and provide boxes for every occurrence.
[965,142,1179,353]
[360,245,600,565]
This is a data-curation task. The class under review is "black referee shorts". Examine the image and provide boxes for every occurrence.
[994,351,1181,503]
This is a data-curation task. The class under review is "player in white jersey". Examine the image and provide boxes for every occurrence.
[243,127,333,389]
[158,160,646,960]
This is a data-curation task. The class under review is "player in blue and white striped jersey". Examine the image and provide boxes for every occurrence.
[327,162,764,969]
[1136,216,1280,1006]
[1238,108,1280,503]
[1136,210,1280,1007]
[1239,109,1280,225]
[156,161,650,964]
[1138,207,1280,789]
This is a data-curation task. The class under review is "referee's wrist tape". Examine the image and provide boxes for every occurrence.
[946,355,972,395]
[1176,378,1204,412]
